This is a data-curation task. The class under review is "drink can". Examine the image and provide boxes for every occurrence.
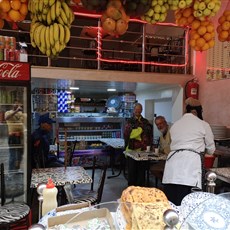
[4,36,10,49]
[4,49,9,61]
[0,49,4,60]
[0,35,4,49]
[9,37,16,49]
[9,49,15,61]
[14,49,20,61]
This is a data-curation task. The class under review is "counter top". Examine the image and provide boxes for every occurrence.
[99,138,124,149]
[209,167,230,184]
[124,150,167,161]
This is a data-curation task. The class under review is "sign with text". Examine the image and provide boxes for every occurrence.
[0,61,30,81]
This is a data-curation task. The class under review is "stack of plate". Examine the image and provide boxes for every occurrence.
[210,125,227,139]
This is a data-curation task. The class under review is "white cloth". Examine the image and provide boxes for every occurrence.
[162,113,215,189]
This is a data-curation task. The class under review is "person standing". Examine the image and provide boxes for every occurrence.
[31,113,63,168]
[155,116,171,155]
[5,100,24,170]
[162,97,216,205]
[124,103,153,186]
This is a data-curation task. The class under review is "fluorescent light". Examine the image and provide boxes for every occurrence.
[70,87,79,90]
[107,88,116,92]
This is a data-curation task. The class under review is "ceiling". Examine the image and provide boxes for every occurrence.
[31,78,176,98]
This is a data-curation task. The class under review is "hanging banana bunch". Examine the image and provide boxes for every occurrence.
[28,0,75,58]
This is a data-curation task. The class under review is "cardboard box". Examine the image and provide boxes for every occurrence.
[48,207,116,230]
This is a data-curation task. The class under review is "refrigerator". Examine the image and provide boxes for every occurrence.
[0,60,31,203]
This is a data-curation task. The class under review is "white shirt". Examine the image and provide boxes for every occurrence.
[162,113,216,189]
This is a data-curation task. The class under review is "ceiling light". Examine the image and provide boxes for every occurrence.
[107,88,116,92]
[70,87,79,90]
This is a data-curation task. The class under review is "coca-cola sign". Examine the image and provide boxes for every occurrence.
[0,61,30,81]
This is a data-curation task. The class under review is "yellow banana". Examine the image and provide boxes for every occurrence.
[55,0,61,18]
[54,40,60,53]
[42,13,47,22]
[51,46,57,56]
[39,0,44,13]
[61,1,70,20]
[60,8,68,25]
[46,9,52,25]
[45,26,50,50]
[69,10,75,24]
[49,24,55,47]
[46,49,51,57]
[50,2,56,21]
[37,14,42,22]
[30,22,41,48]
[53,23,59,42]
[44,0,49,6]
[57,16,64,25]
[58,23,65,44]
[64,25,70,44]
[39,45,46,55]
[34,24,44,47]
[35,0,39,13]
[49,0,56,7]
[40,25,46,50]
[43,4,49,14]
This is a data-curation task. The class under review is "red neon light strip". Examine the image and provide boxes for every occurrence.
[76,12,189,68]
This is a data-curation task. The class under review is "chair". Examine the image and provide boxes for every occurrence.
[64,164,107,205]
[0,163,31,230]
[149,161,165,187]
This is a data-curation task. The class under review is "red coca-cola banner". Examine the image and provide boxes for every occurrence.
[0,61,30,81]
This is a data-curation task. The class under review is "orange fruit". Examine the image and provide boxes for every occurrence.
[197,25,207,36]
[223,10,230,17]
[0,18,4,29]
[203,33,213,41]
[189,39,196,47]
[191,20,200,30]
[218,35,226,42]
[196,37,206,48]
[0,0,11,13]
[206,24,214,33]
[201,43,209,51]
[219,30,229,40]
[19,3,28,16]
[208,40,215,48]
[221,21,230,31]
[200,21,209,26]
[10,0,21,11]
[178,17,187,26]
[8,9,21,22]
[216,25,222,33]
[187,15,195,24]
[194,46,201,51]
[175,11,182,20]
[183,7,192,18]
[191,31,200,40]
[218,15,226,24]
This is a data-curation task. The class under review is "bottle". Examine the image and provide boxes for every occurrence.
[42,178,58,216]
[18,42,28,62]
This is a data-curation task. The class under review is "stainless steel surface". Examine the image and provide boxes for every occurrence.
[163,209,179,229]
[28,224,46,230]
[205,171,217,194]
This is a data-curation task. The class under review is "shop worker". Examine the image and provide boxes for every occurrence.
[31,113,63,168]
[162,97,215,205]
[5,100,24,170]
[155,115,171,155]
[124,103,153,186]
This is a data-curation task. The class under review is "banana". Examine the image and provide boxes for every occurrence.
[37,14,42,22]
[55,0,61,18]
[50,2,56,22]
[69,10,75,24]
[34,24,44,47]
[39,0,44,13]
[53,23,59,42]
[61,1,70,20]
[40,25,46,50]
[46,9,52,25]
[51,46,57,56]
[45,26,50,50]
[42,13,47,22]
[49,24,55,47]
[54,40,60,53]
[30,22,42,46]
[57,16,64,25]
[58,23,65,44]
[43,4,49,15]
[64,25,70,44]
[46,49,51,57]
[35,0,39,13]
[44,0,49,6]
[60,8,68,25]
[49,0,56,7]
[39,45,46,55]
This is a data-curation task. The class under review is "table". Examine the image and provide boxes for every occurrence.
[124,151,167,186]
[209,167,230,184]
[30,166,93,189]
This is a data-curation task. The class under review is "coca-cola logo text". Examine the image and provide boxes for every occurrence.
[0,61,30,81]
[0,62,22,79]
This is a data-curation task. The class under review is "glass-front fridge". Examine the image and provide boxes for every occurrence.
[0,61,31,203]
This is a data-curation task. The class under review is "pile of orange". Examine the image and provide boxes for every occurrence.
[0,0,28,22]
[175,7,195,27]
[189,19,215,52]
[217,10,230,42]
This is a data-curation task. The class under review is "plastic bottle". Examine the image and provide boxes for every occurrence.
[42,178,58,216]
[18,42,28,62]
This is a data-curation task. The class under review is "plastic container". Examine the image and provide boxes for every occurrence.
[42,178,58,216]
[19,42,28,62]
[204,155,216,169]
